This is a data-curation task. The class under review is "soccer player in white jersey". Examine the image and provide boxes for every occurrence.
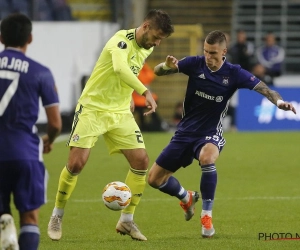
[147,30,296,238]
[0,14,62,250]
[47,9,174,241]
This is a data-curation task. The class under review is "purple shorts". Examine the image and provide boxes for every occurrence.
[0,160,48,214]
[156,131,226,172]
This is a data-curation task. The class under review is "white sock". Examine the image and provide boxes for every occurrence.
[52,207,64,217]
[119,213,133,222]
[201,210,212,217]
[180,191,190,204]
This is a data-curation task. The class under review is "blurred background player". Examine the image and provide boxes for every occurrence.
[256,32,285,79]
[0,13,62,250]
[47,9,174,242]
[229,29,254,71]
[132,62,165,131]
[223,32,237,131]
[132,62,156,130]
[226,29,255,130]
[251,63,273,86]
[147,30,296,238]
[170,101,183,129]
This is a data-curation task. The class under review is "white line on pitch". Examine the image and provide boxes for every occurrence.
[54,134,69,142]
[46,197,300,203]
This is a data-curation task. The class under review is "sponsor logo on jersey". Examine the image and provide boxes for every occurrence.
[195,90,223,102]
[117,41,127,49]
[215,96,223,102]
[198,73,206,79]
[250,75,256,81]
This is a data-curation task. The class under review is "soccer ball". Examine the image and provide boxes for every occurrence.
[102,181,132,211]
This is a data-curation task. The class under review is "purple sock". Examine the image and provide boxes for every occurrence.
[158,176,187,199]
[200,164,217,210]
[19,225,40,250]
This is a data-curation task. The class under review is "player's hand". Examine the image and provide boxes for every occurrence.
[42,134,53,153]
[165,55,178,69]
[130,98,135,113]
[143,90,157,116]
[278,101,297,114]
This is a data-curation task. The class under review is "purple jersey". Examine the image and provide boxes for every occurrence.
[177,56,260,135]
[0,48,59,161]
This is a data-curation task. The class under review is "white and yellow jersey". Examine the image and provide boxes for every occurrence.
[78,28,153,113]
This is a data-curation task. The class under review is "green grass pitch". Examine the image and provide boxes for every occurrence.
[22,132,300,249]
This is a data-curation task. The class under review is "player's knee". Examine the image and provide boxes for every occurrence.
[147,174,158,188]
[67,161,85,174]
[199,153,217,166]
[133,152,149,170]
[199,144,219,165]
[141,153,149,168]
[68,147,89,173]
[147,170,162,188]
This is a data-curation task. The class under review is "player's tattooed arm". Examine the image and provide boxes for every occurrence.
[154,55,179,76]
[254,81,297,114]
[254,81,282,104]
[154,62,179,76]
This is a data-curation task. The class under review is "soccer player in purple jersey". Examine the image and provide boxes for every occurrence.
[0,14,62,250]
[147,30,296,238]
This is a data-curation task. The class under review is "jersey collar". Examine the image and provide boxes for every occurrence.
[5,47,24,53]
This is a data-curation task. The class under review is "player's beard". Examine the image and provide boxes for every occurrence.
[140,32,154,50]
